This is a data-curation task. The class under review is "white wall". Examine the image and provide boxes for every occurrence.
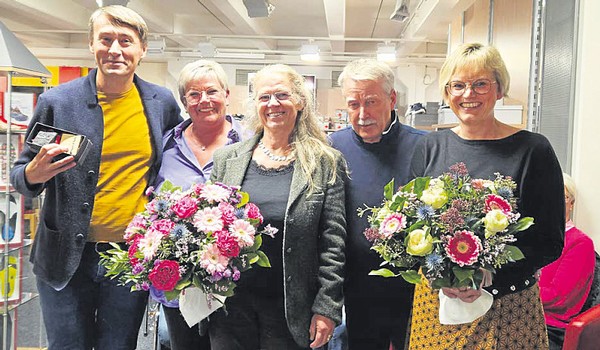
[572,0,600,251]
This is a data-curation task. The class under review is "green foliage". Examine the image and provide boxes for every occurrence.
[384,179,395,201]
[369,268,398,278]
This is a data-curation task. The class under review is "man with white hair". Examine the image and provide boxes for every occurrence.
[330,59,425,350]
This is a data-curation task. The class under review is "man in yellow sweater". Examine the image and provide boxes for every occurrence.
[11,5,181,350]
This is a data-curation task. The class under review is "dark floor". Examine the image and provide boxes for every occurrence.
[8,247,159,350]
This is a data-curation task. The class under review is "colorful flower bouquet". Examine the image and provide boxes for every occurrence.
[362,162,533,294]
[99,180,273,316]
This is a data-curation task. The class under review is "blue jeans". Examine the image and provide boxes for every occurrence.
[36,242,149,350]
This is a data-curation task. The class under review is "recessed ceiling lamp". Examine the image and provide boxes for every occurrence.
[377,44,397,62]
[300,44,320,62]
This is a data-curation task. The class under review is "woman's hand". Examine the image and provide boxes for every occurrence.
[441,286,483,303]
[309,314,335,349]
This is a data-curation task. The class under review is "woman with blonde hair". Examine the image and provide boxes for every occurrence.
[209,64,347,350]
[409,43,564,349]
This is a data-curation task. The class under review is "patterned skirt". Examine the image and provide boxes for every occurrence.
[409,282,549,349]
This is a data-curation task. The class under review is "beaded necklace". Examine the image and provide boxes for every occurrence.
[258,140,293,162]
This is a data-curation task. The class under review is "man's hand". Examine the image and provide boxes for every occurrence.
[24,144,76,184]
[309,314,335,349]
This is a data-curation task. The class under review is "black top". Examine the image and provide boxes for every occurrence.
[237,160,294,297]
[330,113,426,298]
[411,129,565,297]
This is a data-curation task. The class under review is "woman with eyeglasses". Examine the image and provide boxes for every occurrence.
[408,43,565,349]
[208,64,347,350]
[154,59,245,350]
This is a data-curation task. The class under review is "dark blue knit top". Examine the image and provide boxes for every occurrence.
[330,113,426,298]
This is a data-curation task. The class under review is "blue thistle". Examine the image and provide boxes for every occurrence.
[497,187,513,200]
[170,224,189,239]
[425,253,443,272]
[234,208,246,219]
[416,205,435,221]
[155,199,169,213]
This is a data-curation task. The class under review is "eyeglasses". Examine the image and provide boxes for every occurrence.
[257,92,292,104]
[446,79,497,96]
[184,89,223,105]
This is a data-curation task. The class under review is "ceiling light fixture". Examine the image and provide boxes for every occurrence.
[96,0,130,7]
[242,0,275,18]
[377,44,397,62]
[390,0,410,22]
[300,44,320,62]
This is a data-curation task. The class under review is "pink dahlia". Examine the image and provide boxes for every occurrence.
[229,219,256,248]
[444,230,482,267]
[200,243,230,275]
[200,184,231,203]
[484,194,512,214]
[193,207,224,233]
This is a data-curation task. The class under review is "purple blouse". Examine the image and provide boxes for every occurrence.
[155,115,244,190]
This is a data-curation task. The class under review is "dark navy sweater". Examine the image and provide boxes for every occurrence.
[330,114,426,298]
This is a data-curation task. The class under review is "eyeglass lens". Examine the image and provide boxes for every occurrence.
[185,89,221,104]
[447,79,494,96]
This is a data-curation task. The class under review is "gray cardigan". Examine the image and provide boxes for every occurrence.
[10,70,182,290]
[211,134,347,347]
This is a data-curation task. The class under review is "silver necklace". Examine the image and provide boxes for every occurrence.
[258,140,293,162]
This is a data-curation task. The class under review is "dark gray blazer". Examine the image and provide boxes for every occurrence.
[211,134,346,347]
[10,69,182,290]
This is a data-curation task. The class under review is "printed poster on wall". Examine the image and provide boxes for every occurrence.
[0,92,35,131]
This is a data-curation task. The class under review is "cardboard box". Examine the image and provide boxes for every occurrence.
[26,122,92,163]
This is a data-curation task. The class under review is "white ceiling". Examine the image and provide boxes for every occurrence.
[0,0,476,67]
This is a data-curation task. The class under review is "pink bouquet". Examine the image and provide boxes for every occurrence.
[100,180,273,303]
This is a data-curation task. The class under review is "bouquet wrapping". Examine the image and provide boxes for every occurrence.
[362,163,533,324]
[100,180,274,325]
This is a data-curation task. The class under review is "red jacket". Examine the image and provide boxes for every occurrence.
[539,222,595,328]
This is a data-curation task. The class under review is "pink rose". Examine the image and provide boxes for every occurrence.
[150,219,175,236]
[484,194,512,214]
[245,203,263,224]
[216,231,241,258]
[148,260,181,291]
[171,196,198,219]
